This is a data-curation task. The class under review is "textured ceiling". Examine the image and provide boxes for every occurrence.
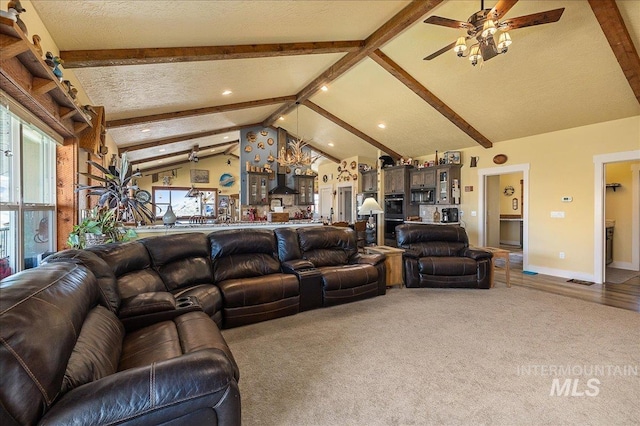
[30,0,640,168]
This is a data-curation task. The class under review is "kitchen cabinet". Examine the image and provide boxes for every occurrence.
[247,172,269,205]
[361,169,378,193]
[410,168,436,189]
[294,175,315,205]
[436,165,461,205]
[383,166,411,195]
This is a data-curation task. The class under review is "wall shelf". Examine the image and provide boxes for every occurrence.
[0,17,91,142]
[606,183,622,192]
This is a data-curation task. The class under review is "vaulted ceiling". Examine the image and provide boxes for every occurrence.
[31,0,640,171]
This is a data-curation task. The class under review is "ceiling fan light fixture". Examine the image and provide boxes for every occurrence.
[454,37,468,56]
[468,45,482,66]
[497,32,512,51]
[481,20,497,38]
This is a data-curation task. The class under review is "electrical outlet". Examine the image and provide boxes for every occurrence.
[550,211,565,218]
[559,252,565,259]
[471,211,477,217]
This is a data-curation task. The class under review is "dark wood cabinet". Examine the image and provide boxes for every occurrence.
[383,166,411,195]
[410,168,436,189]
[436,165,461,204]
[361,169,378,193]
[246,172,269,205]
[294,175,315,205]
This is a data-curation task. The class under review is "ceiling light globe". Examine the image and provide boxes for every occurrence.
[481,20,497,38]
[454,37,468,54]
[498,32,512,50]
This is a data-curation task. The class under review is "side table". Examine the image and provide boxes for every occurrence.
[481,247,511,288]
[365,245,404,289]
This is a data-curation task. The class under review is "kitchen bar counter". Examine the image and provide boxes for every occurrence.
[131,220,322,239]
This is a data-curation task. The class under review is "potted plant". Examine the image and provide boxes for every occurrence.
[71,153,156,248]
[67,206,137,249]
[76,153,156,225]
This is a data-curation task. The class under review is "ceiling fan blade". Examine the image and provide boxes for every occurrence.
[500,8,565,31]
[424,15,473,30]
[423,40,457,61]
[488,0,518,21]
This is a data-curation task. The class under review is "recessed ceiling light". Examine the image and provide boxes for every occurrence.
[159,148,166,152]
[141,128,151,133]
[321,85,328,92]
[158,160,163,163]
[378,123,386,129]
[223,136,229,139]
[328,142,335,147]
[222,90,232,96]
[279,116,285,121]
[211,148,217,152]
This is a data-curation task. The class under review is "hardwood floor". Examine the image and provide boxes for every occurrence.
[491,254,640,313]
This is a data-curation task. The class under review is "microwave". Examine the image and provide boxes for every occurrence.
[410,188,434,204]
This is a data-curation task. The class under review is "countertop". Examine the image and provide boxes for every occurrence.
[131,220,322,237]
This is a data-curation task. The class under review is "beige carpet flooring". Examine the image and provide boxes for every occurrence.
[222,286,640,425]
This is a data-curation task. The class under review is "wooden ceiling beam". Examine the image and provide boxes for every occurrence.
[118,123,256,154]
[60,41,364,68]
[262,0,443,126]
[107,96,295,129]
[588,0,640,104]
[369,49,493,149]
[302,100,402,160]
[130,140,239,166]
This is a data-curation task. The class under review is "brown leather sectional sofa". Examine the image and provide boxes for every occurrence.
[0,226,385,425]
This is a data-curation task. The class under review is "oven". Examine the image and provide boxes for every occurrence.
[384,195,404,216]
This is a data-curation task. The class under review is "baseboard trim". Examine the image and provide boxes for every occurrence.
[526,265,595,283]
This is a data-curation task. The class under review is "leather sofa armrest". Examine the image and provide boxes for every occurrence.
[120,295,203,331]
[350,253,385,266]
[281,259,322,311]
[119,292,176,318]
[402,249,421,259]
[461,248,494,260]
[39,350,241,426]
[281,259,315,273]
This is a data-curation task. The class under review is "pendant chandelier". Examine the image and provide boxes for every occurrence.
[277,104,319,167]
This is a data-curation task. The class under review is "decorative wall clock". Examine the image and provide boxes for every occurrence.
[503,185,515,196]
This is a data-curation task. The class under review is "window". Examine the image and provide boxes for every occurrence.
[152,186,217,219]
[0,104,57,276]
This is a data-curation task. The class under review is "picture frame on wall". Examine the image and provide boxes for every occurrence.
[190,169,210,183]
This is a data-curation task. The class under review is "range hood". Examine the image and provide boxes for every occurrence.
[268,128,298,195]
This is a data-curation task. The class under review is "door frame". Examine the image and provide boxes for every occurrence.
[478,163,530,270]
[593,150,640,283]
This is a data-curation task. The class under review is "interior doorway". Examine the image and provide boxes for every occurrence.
[319,186,333,222]
[338,186,353,223]
[594,151,640,284]
[478,164,530,270]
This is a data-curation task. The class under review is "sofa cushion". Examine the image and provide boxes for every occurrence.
[318,264,379,291]
[118,311,239,380]
[217,274,299,308]
[88,241,166,298]
[0,263,98,426]
[209,229,281,281]
[44,249,121,313]
[62,305,124,393]
[141,233,214,291]
[418,256,478,276]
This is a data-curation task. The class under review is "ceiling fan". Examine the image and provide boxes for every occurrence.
[423,0,564,65]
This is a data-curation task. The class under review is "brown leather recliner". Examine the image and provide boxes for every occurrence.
[208,229,300,328]
[396,224,493,289]
[0,262,240,425]
[278,226,386,306]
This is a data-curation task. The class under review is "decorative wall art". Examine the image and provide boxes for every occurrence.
[190,169,210,183]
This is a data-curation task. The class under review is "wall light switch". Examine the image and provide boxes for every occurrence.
[561,196,573,202]
[550,211,565,218]
[471,211,477,217]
